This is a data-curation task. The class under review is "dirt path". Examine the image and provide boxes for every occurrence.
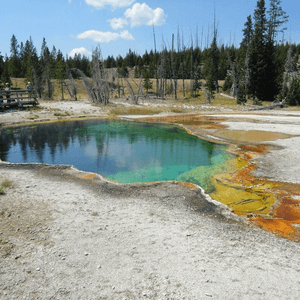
[1,100,300,299]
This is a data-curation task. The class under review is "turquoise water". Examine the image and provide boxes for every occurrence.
[0,119,230,191]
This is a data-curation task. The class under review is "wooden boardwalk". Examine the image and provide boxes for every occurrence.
[0,89,39,110]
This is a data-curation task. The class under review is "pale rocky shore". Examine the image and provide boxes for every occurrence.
[1,100,300,299]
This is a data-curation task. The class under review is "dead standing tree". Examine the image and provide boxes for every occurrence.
[153,26,159,98]
[171,33,178,99]
[181,30,186,98]
[281,46,296,99]
[190,31,195,98]
[42,63,53,100]
[74,46,110,105]
[65,66,77,100]
[159,44,167,99]
[90,46,109,105]
[124,76,143,104]
[32,68,45,99]
[32,64,53,100]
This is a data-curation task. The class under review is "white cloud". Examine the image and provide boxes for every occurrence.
[76,30,134,43]
[124,3,166,27]
[108,17,128,30]
[85,0,135,9]
[69,47,92,57]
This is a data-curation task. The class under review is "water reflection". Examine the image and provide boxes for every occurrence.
[0,119,229,189]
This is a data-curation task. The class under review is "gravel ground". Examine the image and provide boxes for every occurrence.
[1,164,300,300]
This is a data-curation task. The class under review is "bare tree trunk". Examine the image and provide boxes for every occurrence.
[153,26,159,98]
[160,45,166,99]
[201,25,204,50]
[42,65,53,100]
[171,34,177,99]
[117,72,120,98]
[182,30,185,98]
[32,68,45,99]
[73,47,110,105]
[124,77,143,104]
[59,77,64,100]
[66,67,77,100]
[190,31,194,98]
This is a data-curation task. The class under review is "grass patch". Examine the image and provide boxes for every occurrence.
[0,179,13,194]
[28,115,40,120]
[109,106,163,115]
[1,179,13,189]
[170,107,186,113]
[54,112,71,117]
[23,105,42,111]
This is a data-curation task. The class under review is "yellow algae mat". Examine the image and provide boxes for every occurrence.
[141,115,300,241]
[210,145,300,241]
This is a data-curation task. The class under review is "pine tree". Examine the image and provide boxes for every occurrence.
[204,14,219,99]
[55,50,66,99]
[39,38,53,99]
[249,0,269,101]
[142,69,153,93]
[193,65,202,96]
[1,56,12,86]
[18,42,25,77]
[240,15,253,50]
[22,37,39,84]
[8,34,20,78]
[248,0,288,102]
[267,0,289,43]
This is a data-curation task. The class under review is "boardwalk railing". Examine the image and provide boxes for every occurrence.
[0,89,39,110]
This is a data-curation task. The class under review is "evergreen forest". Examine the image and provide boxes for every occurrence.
[1,0,300,106]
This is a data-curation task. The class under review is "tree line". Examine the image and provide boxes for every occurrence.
[0,0,299,105]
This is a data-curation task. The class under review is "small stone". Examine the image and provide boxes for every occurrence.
[205,293,213,297]
[36,268,40,271]
[85,252,89,256]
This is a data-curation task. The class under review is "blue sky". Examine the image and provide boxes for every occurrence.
[1,0,299,59]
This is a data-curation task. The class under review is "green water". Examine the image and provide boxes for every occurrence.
[0,119,230,192]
